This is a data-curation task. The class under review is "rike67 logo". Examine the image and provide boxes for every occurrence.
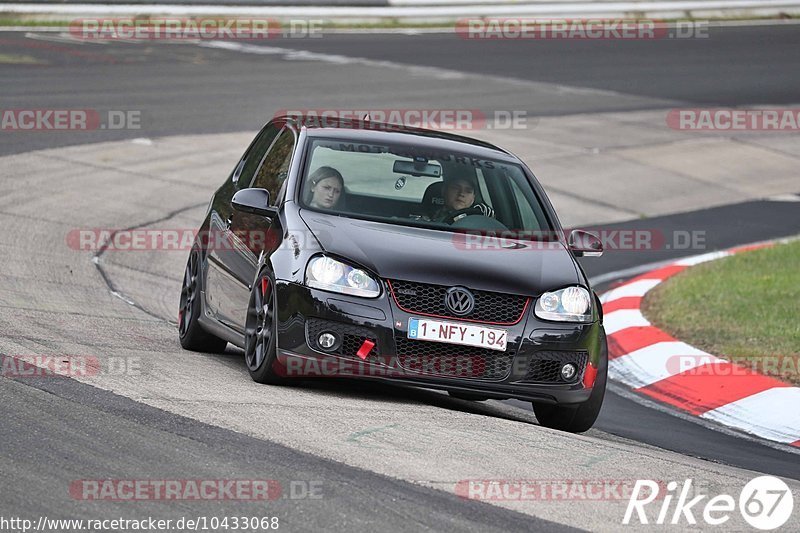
[624,476,794,530]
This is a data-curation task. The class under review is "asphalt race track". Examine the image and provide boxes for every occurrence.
[1,23,800,531]
[3,24,800,156]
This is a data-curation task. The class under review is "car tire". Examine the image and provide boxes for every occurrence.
[244,269,288,385]
[532,332,608,433]
[178,244,228,353]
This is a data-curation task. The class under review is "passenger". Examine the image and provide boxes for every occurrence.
[433,174,494,223]
[307,166,344,209]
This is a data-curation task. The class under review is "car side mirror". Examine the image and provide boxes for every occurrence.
[568,229,603,257]
[232,188,277,218]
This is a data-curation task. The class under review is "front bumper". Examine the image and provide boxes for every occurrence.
[273,280,607,405]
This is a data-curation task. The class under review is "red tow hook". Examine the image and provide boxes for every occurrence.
[583,361,598,388]
[356,340,375,360]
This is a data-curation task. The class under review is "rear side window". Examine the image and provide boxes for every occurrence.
[251,128,296,206]
[236,124,280,186]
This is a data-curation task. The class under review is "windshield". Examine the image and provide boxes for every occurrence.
[299,138,552,236]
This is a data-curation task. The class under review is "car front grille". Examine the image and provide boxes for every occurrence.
[520,351,589,384]
[395,337,515,381]
[388,279,528,324]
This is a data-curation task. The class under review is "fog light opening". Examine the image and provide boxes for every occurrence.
[561,363,577,381]
[318,332,338,351]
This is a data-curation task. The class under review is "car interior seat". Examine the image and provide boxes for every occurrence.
[420,181,446,217]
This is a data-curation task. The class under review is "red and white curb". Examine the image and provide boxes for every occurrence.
[600,242,800,448]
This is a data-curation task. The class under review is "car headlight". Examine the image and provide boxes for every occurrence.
[534,286,592,322]
[305,256,381,298]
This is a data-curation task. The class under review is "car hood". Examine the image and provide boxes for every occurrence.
[299,211,581,296]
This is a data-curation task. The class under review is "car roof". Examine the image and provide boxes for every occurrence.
[274,114,519,163]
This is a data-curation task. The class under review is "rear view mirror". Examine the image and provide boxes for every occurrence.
[232,188,277,218]
[393,159,441,177]
[568,229,603,257]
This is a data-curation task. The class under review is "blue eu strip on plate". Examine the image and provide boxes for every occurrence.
[408,318,418,338]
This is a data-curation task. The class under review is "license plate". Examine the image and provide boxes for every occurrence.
[407,318,507,351]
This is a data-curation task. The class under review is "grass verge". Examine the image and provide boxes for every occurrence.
[641,239,800,385]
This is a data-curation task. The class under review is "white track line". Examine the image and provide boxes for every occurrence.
[673,250,731,266]
[600,278,661,304]
[609,341,720,389]
[603,309,650,335]
[701,388,800,444]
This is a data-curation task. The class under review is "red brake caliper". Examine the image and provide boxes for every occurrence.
[261,277,269,296]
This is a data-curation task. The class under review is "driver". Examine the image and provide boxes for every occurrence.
[432,174,494,223]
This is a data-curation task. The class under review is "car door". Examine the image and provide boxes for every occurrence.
[213,126,297,331]
[205,123,280,327]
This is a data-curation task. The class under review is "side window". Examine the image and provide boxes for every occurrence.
[251,128,296,205]
[236,124,280,187]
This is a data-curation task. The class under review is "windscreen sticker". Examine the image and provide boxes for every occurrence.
[316,142,498,169]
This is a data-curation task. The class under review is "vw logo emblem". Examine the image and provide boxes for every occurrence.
[445,287,475,316]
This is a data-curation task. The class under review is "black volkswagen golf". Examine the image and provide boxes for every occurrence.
[179,115,608,432]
